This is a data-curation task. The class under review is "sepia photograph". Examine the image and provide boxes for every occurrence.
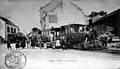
[0,0,120,69]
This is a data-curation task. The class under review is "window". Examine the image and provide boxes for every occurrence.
[7,26,10,33]
[14,28,16,33]
[11,27,13,33]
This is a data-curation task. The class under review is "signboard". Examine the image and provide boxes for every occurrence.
[49,14,57,23]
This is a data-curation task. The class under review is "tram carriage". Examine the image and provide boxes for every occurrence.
[60,24,88,49]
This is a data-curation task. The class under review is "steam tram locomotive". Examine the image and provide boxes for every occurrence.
[41,24,90,49]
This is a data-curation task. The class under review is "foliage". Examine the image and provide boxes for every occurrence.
[88,11,107,18]
[32,27,39,32]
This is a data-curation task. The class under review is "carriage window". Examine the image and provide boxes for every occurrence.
[74,26,79,33]
[79,27,83,32]
[71,28,74,33]
[65,29,67,34]
[57,32,59,36]
[82,27,84,31]
[86,27,89,31]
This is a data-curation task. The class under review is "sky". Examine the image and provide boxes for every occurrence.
[0,0,120,34]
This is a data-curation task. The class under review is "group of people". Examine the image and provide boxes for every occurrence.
[49,32,67,50]
[25,32,67,50]
[6,29,110,50]
[6,31,67,50]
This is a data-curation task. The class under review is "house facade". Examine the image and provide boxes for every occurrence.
[39,0,88,30]
[0,17,19,41]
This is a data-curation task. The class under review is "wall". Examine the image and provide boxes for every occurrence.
[0,19,6,38]
[40,1,86,30]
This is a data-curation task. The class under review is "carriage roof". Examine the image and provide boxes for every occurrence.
[61,24,85,28]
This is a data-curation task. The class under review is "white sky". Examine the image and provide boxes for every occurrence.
[0,0,120,33]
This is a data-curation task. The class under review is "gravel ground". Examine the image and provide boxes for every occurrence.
[0,44,120,69]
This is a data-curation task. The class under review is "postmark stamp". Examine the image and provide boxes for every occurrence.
[5,51,27,69]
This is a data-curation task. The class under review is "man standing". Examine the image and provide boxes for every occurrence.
[7,39,12,50]
[15,41,20,49]
[50,32,55,49]
[87,29,97,49]
[61,35,67,50]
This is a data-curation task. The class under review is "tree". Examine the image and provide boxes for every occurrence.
[32,27,39,32]
[99,11,107,16]
[88,11,98,18]
[88,11,107,18]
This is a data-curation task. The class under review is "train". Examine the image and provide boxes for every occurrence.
[41,24,101,50]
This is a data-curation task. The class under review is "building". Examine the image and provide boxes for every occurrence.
[90,8,120,37]
[0,16,19,41]
[39,0,88,30]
